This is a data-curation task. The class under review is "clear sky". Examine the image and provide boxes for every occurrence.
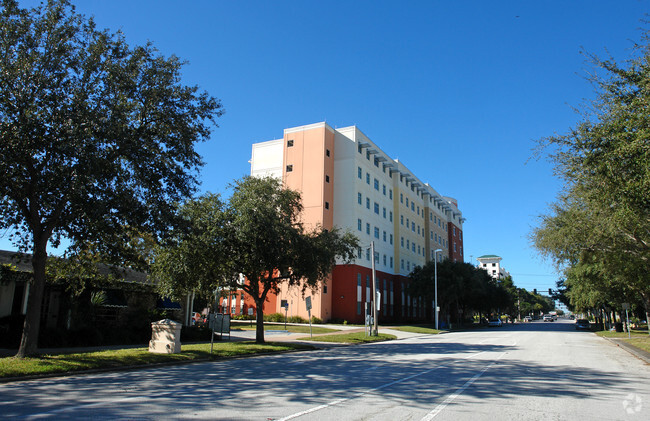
[4,0,649,294]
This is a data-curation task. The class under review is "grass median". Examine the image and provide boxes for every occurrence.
[387,325,444,334]
[0,342,314,380]
[298,332,396,344]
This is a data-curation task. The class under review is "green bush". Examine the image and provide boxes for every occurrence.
[311,316,322,324]
[264,313,286,322]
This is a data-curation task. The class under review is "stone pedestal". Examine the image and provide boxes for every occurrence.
[149,319,182,353]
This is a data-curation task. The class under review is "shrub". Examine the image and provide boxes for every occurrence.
[311,316,322,324]
[264,313,286,322]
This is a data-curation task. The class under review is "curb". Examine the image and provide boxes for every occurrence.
[600,336,650,365]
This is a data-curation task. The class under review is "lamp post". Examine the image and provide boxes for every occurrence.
[370,241,378,336]
[434,248,443,330]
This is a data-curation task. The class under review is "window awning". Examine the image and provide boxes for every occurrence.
[157,297,182,310]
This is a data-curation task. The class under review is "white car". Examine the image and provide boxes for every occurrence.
[543,314,554,322]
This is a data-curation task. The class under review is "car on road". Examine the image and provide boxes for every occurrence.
[524,316,532,322]
[488,318,503,327]
[543,314,554,322]
[575,319,591,330]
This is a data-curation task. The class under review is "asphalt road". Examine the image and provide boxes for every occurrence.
[1,319,649,420]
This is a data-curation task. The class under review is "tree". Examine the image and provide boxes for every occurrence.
[532,29,650,333]
[154,176,359,343]
[0,0,223,357]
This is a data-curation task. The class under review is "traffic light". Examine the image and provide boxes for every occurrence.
[533,289,537,295]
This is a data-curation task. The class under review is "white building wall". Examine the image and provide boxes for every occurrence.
[250,139,283,179]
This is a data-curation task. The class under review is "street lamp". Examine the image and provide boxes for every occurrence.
[434,248,443,330]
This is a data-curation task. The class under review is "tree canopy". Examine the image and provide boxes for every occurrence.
[0,0,223,356]
[531,29,650,330]
[153,176,359,343]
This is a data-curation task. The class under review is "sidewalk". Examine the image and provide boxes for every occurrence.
[602,337,650,365]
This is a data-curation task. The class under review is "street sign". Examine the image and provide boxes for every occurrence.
[305,296,312,311]
[248,308,253,316]
[622,303,630,310]
[281,299,288,309]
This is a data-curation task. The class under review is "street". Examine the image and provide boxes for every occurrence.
[1,319,648,420]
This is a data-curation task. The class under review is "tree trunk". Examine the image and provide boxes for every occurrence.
[254,298,265,343]
[16,239,48,358]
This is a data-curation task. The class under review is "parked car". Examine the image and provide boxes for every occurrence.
[543,314,554,322]
[488,319,503,327]
[524,316,532,322]
[575,319,591,330]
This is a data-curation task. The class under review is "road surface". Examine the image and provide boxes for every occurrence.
[1,319,648,420]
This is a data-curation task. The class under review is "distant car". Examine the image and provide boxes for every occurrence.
[575,319,591,330]
[524,316,532,322]
[543,314,554,322]
[488,319,503,327]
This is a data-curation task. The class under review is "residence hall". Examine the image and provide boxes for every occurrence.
[248,122,465,324]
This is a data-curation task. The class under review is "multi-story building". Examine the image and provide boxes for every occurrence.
[250,122,464,323]
[476,255,510,280]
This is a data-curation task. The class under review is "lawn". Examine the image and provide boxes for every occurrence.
[388,325,444,334]
[298,332,396,344]
[0,342,314,379]
[595,330,650,353]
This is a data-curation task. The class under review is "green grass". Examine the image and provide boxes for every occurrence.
[231,322,338,334]
[389,325,444,334]
[298,332,396,344]
[595,330,650,354]
[0,342,314,379]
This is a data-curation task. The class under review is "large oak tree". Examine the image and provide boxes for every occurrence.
[153,176,359,343]
[0,0,223,356]
[532,30,650,331]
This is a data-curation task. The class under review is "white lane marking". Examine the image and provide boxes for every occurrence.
[420,352,506,420]
[276,365,448,421]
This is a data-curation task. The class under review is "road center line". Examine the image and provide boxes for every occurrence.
[276,364,448,421]
[420,352,506,420]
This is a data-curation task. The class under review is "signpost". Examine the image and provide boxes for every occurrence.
[281,299,289,330]
[622,303,631,339]
[305,296,312,338]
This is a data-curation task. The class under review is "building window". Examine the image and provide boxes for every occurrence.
[406,217,410,227]
[366,173,370,184]
[358,144,363,154]
[287,139,294,147]
[389,211,393,222]
[374,202,379,214]
[326,149,330,157]
[358,247,362,258]
[366,248,371,260]
[390,257,393,268]
[401,237,404,247]
[401,259,404,269]
[383,207,386,218]
[406,239,410,249]
[390,234,393,245]
[453,227,456,236]
[358,193,362,205]
[286,165,293,172]
[323,285,327,293]
[358,219,362,231]
[366,223,370,234]
[325,175,330,183]
[389,189,393,199]
[325,202,329,209]
[411,202,414,211]
[382,185,386,195]
[366,198,370,209]
[400,215,404,225]
[358,167,362,179]
[406,197,409,207]
[374,227,380,239]
[374,179,379,190]
[400,193,403,203]
[383,231,387,242]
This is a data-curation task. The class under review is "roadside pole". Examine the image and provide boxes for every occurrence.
[306,296,313,338]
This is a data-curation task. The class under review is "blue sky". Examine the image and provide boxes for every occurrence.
[4,0,649,294]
